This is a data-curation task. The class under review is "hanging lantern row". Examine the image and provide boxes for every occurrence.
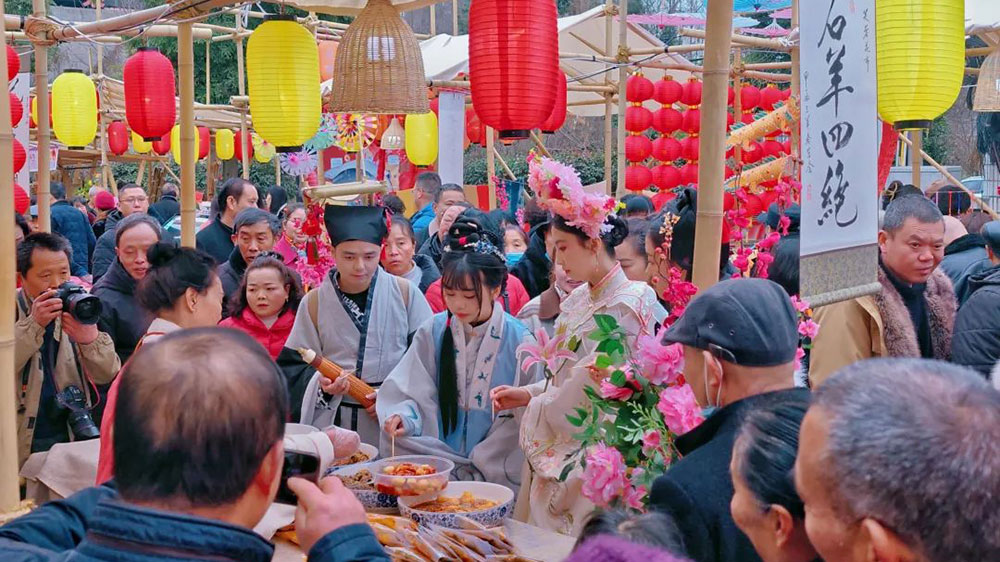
[123,47,176,142]
[52,70,97,150]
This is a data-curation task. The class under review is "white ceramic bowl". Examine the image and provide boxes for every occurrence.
[397,481,515,528]
[324,461,398,513]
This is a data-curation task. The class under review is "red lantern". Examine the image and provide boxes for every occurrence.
[466,110,484,145]
[12,138,25,173]
[759,84,782,111]
[198,126,210,159]
[680,163,699,186]
[759,189,780,210]
[725,166,735,179]
[7,45,19,81]
[744,193,764,216]
[741,112,755,125]
[740,85,761,111]
[234,130,254,161]
[723,191,735,211]
[727,86,735,106]
[741,141,763,164]
[680,78,702,106]
[625,165,652,192]
[469,0,559,139]
[152,135,171,156]
[626,73,654,103]
[762,140,784,159]
[9,92,21,126]
[652,136,681,162]
[652,164,680,191]
[780,88,792,101]
[124,47,176,141]
[107,121,128,155]
[682,136,700,162]
[682,108,701,134]
[652,107,682,134]
[540,71,567,134]
[625,135,653,163]
[782,140,792,155]
[653,77,682,106]
[625,105,653,133]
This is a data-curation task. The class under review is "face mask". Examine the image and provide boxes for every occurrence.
[701,355,724,418]
[505,252,524,268]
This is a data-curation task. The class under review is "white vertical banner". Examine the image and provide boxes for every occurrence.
[437,90,465,186]
[9,72,29,187]
[799,0,882,305]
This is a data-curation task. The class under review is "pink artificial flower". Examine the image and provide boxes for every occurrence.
[795,347,806,363]
[581,443,628,508]
[623,484,648,510]
[600,378,634,401]
[733,253,750,272]
[789,295,811,314]
[657,385,704,435]
[517,328,576,376]
[641,430,662,455]
[798,318,820,339]
[636,330,684,386]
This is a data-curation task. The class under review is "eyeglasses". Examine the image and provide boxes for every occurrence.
[120,196,148,204]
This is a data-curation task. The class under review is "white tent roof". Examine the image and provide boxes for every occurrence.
[967,0,1000,35]
[282,0,442,17]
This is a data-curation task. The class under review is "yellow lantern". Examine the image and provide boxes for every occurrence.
[170,124,200,165]
[876,0,965,130]
[215,129,235,160]
[131,131,152,153]
[404,112,437,166]
[247,16,321,151]
[52,70,98,149]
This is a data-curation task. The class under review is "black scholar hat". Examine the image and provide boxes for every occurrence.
[324,205,388,246]
[661,278,799,367]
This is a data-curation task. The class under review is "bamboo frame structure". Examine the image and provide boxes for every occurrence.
[614,0,628,198]
[910,130,922,188]
[33,0,50,232]
[179,22,197,248]
[897,132,999,220]
[235,14,249,180]
[603,0,614,191]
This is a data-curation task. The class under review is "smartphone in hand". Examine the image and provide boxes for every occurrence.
[275,451,321,504]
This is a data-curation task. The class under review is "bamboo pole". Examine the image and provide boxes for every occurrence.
[679,27,789,52]
[910,130,922,189]
[44,5,171,41]
[615,0,628,199]
[179,23,196,248]
[733,49,743,165]
[486,126,496,208]
[205,39,211,104]
[602,0,614,192]
[0,0,21,514]
[275,156,281,186]
[690,0,734,293]
[529,131,553,159]
[429,3,436,35]
[33,0,50,232]
[897,132,999,220]
[136,160,146,186]
[560,51,618,64]
[743,61,793,71]
[966,46,997,57]
[235,14,249,180]
[570,97,617,107]
[96,0,109,192]
[452,0,458,35]
[740,70,792,82]
[789,0,800,176]
[493,147,517,181]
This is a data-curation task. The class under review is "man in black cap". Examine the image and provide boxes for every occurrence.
[281,205,433,449]
[649,278,807,562]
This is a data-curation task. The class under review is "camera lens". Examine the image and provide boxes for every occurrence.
[67,294,102,325]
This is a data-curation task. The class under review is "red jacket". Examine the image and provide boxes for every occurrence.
[219,308,296,360]
[424,274,530,316]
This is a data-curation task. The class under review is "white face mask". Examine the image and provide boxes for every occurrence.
[701,355,724,414]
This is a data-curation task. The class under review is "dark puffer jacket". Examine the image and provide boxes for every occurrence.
[50,201,95,277]
[939,233,991,305]
[951,264,1000,376]
[510,221,551,299]
[217,248,248,318]
[92,259,152,363]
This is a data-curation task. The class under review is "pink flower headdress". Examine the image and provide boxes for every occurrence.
[527,151,620,239]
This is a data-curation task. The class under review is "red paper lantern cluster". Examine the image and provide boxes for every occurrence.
[759,84,783,111]
[198,126,210,159]
[469,0,559,139]
[740,85,761,111]
[234,129,253,161]
[626,72,654,103]
[123,47,176,141]
[540,71,568,134]
[625,105,653,133]
[652,164,680,191]
[652,107,682,134]
[654,76,682,105]
[6,45,18,81]
[652,137,681,162]
[152,135,171,156]
[625,135,653,163]
[7,46,22,175]
[9,92,21,127]
[680,78,702,106]
[682,108,701,134]
[107,121,128,155]
[625,164,652,192]
[12,138,24,173]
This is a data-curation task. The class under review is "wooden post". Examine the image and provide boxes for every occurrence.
[275,156,281,186]
[733,49,743,164]
[603,0,614,194]
[33,0,51,232]
[614,0,628,198]
[179,23,196,248]
[0,0,21,513]
[429,4,436,36]
[95,0,109,192]
[690,0,734,292]
[486,126,496,209]
[235,14,250,180]
[205,39,211,104]
[136,160,146,186]
[789,0,800,174]
[452,0,458,35]
[910,130,922,189]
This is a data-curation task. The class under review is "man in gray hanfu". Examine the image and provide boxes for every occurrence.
[280,205,433,448]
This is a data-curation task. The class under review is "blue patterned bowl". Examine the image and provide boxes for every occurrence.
[324,462,398,513]
[397,481,515,528]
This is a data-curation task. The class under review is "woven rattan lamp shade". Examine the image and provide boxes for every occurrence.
[328,0,429,114]
[974,52,1000,112]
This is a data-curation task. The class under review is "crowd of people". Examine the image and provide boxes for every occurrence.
[2,169,998,562]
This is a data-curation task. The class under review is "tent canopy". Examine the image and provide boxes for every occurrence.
[280,0,443,17]
[967,0,1000,36]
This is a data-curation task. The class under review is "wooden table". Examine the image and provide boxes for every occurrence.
[272,518,576,561]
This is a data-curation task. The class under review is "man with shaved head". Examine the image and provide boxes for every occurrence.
[0,328,388,562]
[795,358,1000,562]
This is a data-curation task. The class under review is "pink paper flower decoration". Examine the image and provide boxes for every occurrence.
[517,328,576,377]
[636,329,684,386]
[581,443,628,508]
[657,385,704,435]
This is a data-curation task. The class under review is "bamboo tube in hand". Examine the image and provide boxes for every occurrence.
[297,348,375,408]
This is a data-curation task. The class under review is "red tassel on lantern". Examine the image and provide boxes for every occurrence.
[12,138,25,173]
[652,107,682,134]
[626,73,654,102]
[540,71,567,134]
[740,85,761,111]
[652,136,681,162]
[9,92,21,127]
[625,165,652,192]
[652,164,680,191]
[759,84,783,111]
[469,0,559,139]
[682,108,701,134]
[682,136,700,162]
[7,45,19,81]
[234,130,254,161]
[152,135,171,156]
[124,47,176,141]
[625,135,653,163]
[625,105,653,133]
[107,121,128,155]
[680,163,699,186]
[198,126,210,159]
[653,76,683,106]
[680,78,702,106]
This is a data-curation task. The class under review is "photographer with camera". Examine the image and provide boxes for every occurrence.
[14,233,121,469]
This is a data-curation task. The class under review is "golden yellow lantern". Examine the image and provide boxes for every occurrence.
[170,124,200,166]
[404,112,437,166]
[247,16,321,151]
[876,0,965,130]
[215,129,235,160]
[131,130,152,153]
[52,70,98,149]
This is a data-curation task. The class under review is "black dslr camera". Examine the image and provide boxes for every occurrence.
[55,385,100,440]
[56,282,102,325]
